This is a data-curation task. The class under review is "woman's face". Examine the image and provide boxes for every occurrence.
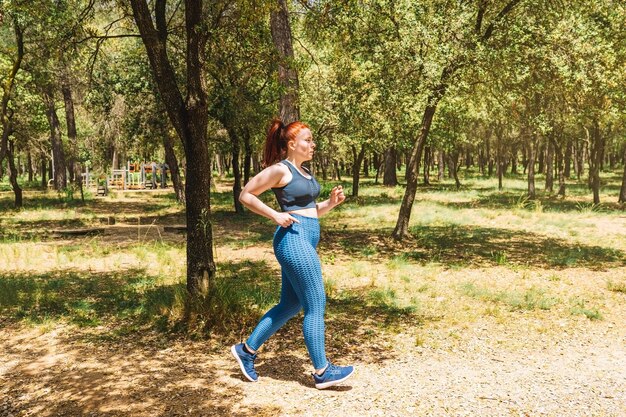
[288,128,315,161]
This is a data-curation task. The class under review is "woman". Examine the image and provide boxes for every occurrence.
[231,119,354,390]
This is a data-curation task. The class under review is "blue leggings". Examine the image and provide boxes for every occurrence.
[246,215,328,370]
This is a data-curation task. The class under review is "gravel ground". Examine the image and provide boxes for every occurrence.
[1,319,624,417]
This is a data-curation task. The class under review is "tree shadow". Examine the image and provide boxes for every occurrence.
[0,268,186,332]
[0,328,280,417]
[439,191,624,212]
[321,225,625,269]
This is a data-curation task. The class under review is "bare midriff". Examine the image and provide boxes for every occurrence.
[288,207,318,218]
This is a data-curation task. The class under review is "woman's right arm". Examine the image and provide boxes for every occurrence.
[239,165,300,227]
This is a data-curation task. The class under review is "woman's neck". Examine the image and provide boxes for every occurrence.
[285,156,302,167]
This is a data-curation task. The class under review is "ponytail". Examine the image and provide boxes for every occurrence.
[263,119,285,167]
[262,118,311,168]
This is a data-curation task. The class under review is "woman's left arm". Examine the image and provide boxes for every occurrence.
[316,185,346,217]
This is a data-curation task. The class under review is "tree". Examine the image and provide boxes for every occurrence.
[271,0,299,123]
[0,12,25,207]
[130,0,215,295]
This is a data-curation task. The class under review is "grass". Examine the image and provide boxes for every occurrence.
[0,168,624,348]
[460,282,558,312]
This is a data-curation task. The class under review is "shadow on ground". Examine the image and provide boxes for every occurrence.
[321,225,626,269]
[0,327,280,417]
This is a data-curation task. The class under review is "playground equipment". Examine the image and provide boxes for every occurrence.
[82,162,171,193]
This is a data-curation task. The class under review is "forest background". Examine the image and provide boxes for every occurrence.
[0,1,625,416]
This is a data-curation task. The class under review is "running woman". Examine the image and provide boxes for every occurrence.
[231,119,354,389]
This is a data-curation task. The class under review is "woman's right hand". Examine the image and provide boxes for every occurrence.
[273,212,301,228]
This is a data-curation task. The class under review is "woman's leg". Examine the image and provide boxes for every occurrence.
[245,270,302,351]
[277,239,328,370]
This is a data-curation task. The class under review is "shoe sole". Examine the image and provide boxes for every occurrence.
[314,368,355,389]
[230,345,258,382]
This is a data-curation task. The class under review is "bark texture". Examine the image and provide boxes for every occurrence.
[131,0,215,295]
[270,0,299,123]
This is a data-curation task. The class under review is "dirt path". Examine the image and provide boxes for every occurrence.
[1,317,624,417]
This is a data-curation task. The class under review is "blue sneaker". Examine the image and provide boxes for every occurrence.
[231,343,258,382]
[312,362,354,389]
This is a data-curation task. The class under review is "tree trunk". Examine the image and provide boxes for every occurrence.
[42,87,68,191]
[527,138,536,199]
[511,148,518,174]
[60,73,78,185]
[393,99,439,239]
[576,140,585,180]
[163,131,185,204]
[486,138,493,177]
[132,0,215,295]
[383,146,398,186]
[538,143,545,175]
[270,0,299,123]
[588,120,604,205]
[7,141,22,208]
[448,151,461,189]
[555,140,566,197]
[243,127,252,185]
[27,150,33,182]
[351,144,366,197]
[545,137,554,192]
[618,147,626,203]
[437,150,445,181]
[41,154,47,188]
[0,18,24,187]
[423,146,431,185]
[564,140,572,178]
[333,159,341,181]
[497,147,503,191]
[228,127,244,213]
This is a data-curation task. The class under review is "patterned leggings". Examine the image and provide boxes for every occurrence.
[246,214,328,370]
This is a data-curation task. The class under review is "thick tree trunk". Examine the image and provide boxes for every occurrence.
[132,0,215,295]
[163,132,185,204]
[351,144,366,197]
[270,0,299,123]
[42,87,67,191]
[545,137,554,192]
[383,146,398,186]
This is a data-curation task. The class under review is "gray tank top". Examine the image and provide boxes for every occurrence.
[271,160,321,212]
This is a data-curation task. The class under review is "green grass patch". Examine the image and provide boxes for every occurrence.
[460,282,557,311]
[569,297,603,320]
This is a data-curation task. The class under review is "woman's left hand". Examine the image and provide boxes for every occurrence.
[330,185,346,207]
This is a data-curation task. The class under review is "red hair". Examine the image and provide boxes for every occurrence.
[262,119,310,167]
